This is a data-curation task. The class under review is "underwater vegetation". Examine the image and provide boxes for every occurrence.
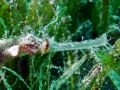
[0,0,120,90]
